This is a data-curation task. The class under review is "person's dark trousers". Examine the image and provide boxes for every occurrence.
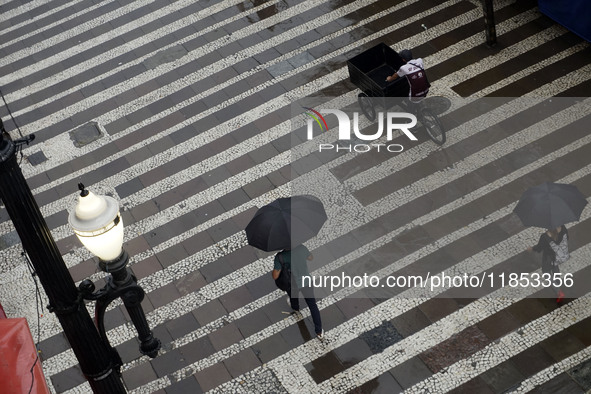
[288,285,322,335]
[543,264,563,296]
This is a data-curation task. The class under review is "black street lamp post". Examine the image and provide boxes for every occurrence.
[483,0,497,47]
[0,134,160,392]
[0,135,126,392]
[70,184,161,360]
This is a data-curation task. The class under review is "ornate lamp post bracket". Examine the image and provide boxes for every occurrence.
[69,184,161,360]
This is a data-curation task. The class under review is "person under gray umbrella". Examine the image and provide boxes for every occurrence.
[513,182,587,229]
[515,182,586,304]
[527,225,569,304]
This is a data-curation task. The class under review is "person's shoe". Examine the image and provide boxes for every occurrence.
[290,310,303,319]
[556,290,565,304]
[317,329,325,341]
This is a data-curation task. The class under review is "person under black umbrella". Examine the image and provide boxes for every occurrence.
[271,244,323,340]
[245,195,327,340]
[527,225,569,304]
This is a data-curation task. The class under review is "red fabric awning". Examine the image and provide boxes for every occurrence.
[0,302,7,319]
[0,318,50,393]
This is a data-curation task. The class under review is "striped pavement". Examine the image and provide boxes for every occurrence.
[1,0,591,393]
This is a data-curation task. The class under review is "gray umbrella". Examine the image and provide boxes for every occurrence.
[513,182,587,229]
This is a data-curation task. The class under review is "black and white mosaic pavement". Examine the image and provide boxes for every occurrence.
[1,0,591,393]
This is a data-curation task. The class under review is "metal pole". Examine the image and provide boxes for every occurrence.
[0,135,126,393]
[483,0,497,47]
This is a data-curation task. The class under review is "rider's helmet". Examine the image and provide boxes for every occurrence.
[399,49,413,61]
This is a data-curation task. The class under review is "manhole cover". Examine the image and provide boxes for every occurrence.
[425,96,452,115]
[70,122,103,147]
[143,45,188,70]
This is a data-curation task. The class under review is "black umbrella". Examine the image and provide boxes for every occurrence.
[245,195,327,251]
[513,182,587,229]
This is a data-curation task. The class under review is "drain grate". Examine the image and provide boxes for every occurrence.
[360,320,404,354]
[0,231,20,250]
[568,357,591,390]
[27,150,48,166]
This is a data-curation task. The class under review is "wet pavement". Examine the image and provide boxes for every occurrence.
[1,0,591,393]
